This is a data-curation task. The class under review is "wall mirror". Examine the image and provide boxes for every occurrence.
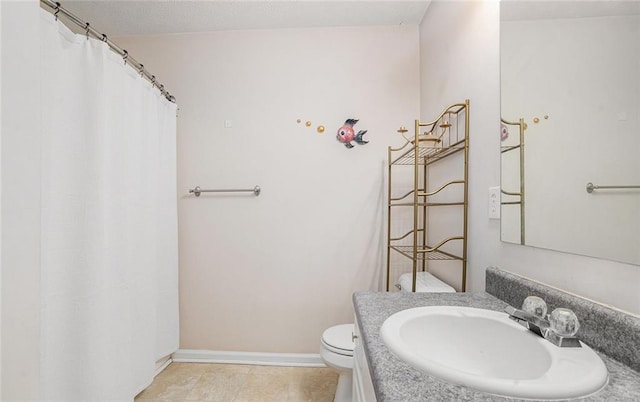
[500,1,640,265]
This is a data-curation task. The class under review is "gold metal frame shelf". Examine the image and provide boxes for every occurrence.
[390,237,465,261]
[386,100,469,292]
[390,140,466,166]
[500,117,526,245]
[390,247,460,261]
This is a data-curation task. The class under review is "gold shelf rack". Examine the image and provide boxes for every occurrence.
[500,117,526,245]
[386,100,469,292]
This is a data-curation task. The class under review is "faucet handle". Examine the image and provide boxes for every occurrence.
[549,308,580,337]
[522,296,548,319]
[504,305,549,336]
[504,305,536,322]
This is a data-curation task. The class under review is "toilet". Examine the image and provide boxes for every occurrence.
[320,324,355,402]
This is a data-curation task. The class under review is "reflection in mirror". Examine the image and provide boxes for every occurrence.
[500,1,640,265]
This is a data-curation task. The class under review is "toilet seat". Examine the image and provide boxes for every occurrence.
[321,324,355,357]
[320,324,355,402]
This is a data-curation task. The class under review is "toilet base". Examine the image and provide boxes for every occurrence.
[334,371,352,402]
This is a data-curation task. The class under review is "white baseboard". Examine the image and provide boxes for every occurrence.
[172,349,326,368]
[135,355,174,397]
[155,354,173,376]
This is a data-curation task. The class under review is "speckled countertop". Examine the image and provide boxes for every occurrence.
[353,291,640,402]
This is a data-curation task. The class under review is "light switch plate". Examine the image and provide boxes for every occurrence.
[489,186,500,219]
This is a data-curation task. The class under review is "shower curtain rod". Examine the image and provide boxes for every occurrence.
[40,0,176,103]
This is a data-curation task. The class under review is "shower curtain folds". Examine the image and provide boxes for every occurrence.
[39,9,178,400]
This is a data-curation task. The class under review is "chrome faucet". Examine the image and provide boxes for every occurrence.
[505,296,582,348]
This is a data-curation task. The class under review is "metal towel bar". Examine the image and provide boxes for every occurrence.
[586,182,640,193]
[189,185,261,197]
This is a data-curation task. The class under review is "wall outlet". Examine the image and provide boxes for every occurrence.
[489,186,500,219]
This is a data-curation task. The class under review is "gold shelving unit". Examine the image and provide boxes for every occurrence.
[500,117,526,245]
[386,100,469,292]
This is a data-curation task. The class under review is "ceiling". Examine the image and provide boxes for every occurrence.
[56,1,432,37]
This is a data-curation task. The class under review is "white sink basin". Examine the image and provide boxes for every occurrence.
[380,306,608,400]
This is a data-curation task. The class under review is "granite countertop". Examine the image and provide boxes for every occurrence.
[353,291,640,402]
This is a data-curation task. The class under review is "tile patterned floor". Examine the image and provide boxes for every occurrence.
[135,363,339,402]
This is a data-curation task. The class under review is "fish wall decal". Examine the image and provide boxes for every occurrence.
[336,119,368,149]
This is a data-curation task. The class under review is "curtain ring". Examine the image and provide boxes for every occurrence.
[151,75,156,88]
[138,64,144,77]
[122,50,128,65]
[84,22,90,40]
[54,2,61,21]
[101,34,108,43]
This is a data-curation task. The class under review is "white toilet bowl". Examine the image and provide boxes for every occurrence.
[320,324,355,402]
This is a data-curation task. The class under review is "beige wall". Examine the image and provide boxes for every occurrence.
[419,1,639,314]
[1,1,3,396]
[117,26,420,352]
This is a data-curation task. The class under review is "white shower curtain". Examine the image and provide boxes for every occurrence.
[38,10,178,400]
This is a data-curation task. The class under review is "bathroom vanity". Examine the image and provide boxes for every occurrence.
[353,267,640,401]
[353,315,376,401]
